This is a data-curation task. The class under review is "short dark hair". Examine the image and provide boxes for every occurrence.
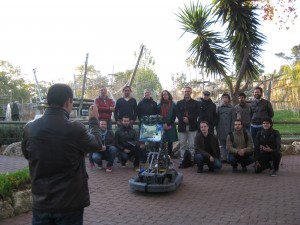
[238,92,246,98]
[262,117,273,124]
[47,84,73,107]
[221,93,231,101]
[234,119,243,126]
[254,87,263,94]
[123,86,131,92]
[122,115,130,120]
[200,121,209,127]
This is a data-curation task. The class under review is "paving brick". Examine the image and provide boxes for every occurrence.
[1,155,300,225]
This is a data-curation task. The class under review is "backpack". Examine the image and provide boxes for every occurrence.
[229,131,248,147]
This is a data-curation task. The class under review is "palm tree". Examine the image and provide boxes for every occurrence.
[177,0,266,103]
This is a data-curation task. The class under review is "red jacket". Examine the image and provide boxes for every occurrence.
[95,96,115,120]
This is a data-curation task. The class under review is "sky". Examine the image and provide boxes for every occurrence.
[1,0,300,90]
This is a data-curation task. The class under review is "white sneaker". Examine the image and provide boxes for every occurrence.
[106,166,112,172]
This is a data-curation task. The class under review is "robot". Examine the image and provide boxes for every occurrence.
[129,115,183,192]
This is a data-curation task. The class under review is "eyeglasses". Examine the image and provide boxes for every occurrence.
[162,93,168,96]
[204,94,210,96]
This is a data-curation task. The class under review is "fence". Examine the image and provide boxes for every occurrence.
[1,120,300,146]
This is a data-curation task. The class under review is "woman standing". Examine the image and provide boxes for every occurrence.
[158,90,178,157]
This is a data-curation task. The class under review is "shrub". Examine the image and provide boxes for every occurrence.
[0,167,30,200]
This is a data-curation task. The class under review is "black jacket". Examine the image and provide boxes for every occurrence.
[114,97,138,122]
[250,98,274,125]
[22,107,102,213]
[176,98,199,132]
[137,98,158,121]
[254,128,281,160]
[194,132,220,159]
[198,98,217,129]
[115,125,139,151]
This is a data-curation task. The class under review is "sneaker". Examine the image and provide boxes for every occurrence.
[232,167,238,173]
[271,170,277,177]
[136,168,145,173]
[197,167,203,173]
[242,167,248,173]
[96,164,103,170]
[106,166,112,172]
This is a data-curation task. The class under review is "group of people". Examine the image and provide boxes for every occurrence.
[93,85,282,178]
[21,83,282,224]
[91,86,178,172]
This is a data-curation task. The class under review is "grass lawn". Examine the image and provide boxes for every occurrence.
[273,110,300,135]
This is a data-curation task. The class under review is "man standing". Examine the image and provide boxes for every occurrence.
[235,92,251,131]
[137,88,158,122]
[176,87,198,167]
[254,118,281,177]
[198,91,217,134]
[22,84,102,225]
[194,121,222,173]
[94,86,115,130]
[115,115,146,169]
[114,86,138,127]
[216,93,236,162]
[250,87,274,142]
[89,120,117,172]
[226,119,254,172]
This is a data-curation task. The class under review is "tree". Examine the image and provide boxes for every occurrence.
[134,68,162,101]
[0,60,33,103]
[111,45,162,101]
[253,0,297,30]
[177,0,266,103]
[272,44,300,110]
[71,65,109,99]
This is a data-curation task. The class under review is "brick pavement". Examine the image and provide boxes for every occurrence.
[1,155,300,225]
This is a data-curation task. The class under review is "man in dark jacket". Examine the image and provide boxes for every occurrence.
[89,120,117,172]
[254,118,281,177]
[114,86,138,127]
[250,87,274,142]
[198,91,217,134]
[194,121,222,173]
[115,115,146,168]
[137,88,158,122]
[22,84,102,225]
[176,87,198,166]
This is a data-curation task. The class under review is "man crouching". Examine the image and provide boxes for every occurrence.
[194,121,222,173]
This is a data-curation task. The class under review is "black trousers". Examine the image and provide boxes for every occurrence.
[255,151,282,173]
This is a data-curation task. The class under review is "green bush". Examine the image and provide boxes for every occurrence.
[0,123,24,146]
[0,167,30,200]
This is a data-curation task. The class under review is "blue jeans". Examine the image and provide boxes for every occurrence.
[32,208,83,225]
[92,146,117,167]
[228,153,254,168]
[250,125,262,145]
[194,153,222,170]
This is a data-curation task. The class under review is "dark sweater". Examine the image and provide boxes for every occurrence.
[114,97,138,122]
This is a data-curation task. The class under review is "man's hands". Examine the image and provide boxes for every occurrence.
[260,145,273,152]
[89,104,99,119]
[100,146,107,151]
[124,149,130,154]
[183,117,189,124]
[209,156,214,162]
[237,148,246,156]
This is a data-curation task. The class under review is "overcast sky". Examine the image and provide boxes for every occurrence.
[1,0,300,89]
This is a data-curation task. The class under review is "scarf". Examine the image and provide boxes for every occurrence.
[99,129,108,146]
[161,100,171,120]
